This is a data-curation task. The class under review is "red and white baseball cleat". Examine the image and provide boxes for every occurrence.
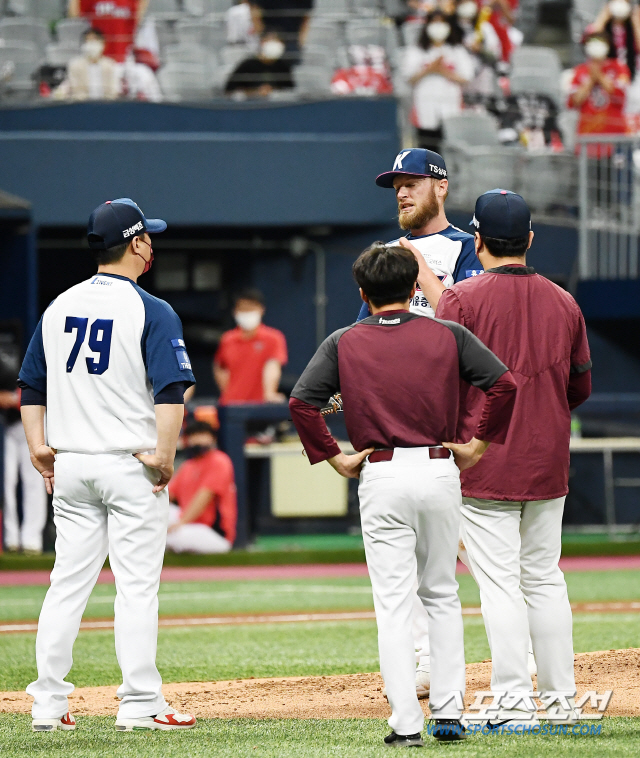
[115,705,196,731]
[32,712,76,732]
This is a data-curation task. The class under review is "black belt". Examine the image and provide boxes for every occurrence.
[368,447,451,463]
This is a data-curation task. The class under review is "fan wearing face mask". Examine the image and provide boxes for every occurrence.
[53,28,120,101]
[455,0,501,98]
[214,288,288,405]
[225,31,294,98]
[402,10,475,152]
[592,0,640,80]
[166,421,237,554]
[568,29,630,137]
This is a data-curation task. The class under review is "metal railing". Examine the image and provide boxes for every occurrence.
[577,135,640,281]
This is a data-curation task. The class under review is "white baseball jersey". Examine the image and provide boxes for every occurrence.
[357,225,482,321]
[19,273,195,454]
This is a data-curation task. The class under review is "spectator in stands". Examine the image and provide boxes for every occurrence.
[1,388,48,555]
[225,31,294,98]
[593,0,640,81]
[331,44,394,96]
[166,421,237,554]
[68,0,146,63]
[214,288,288,404]
[53,28,120,100]
[402,10,475,151]
[227,0,259,49]
[251,0,313,60]
[486,0,522,65]
[456,0,501,98]
[568,29,629,136]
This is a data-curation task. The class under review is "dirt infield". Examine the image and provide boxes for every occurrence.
[1,649,638,719]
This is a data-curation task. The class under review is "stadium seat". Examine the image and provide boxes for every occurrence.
[219,44,251,68]
[146,0,182,21]
[313,0,351,20]
[45,41,81,66]
[442,112,501,147]
[292,64,333,94]
[445,148,520,209]
[0,40,40,99]
[0,17,50,49]
[519,153,578,213]
[305,18,345,51]
[302,43,338,68]
[511,45,562,78]
[510,69,562,107]
[157,61,215,100]
[346,18,387,47]
[6,0,64,23]
[400,19,423,47]
[176,16,226,50]
[55,17,89,46]
[164,42,218,69]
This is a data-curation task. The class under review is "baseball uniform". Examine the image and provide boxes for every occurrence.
[19,201,195,723]
[290,310,517,737]
[436,190,592,721]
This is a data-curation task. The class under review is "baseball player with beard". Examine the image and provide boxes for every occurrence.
[355,148,483,698]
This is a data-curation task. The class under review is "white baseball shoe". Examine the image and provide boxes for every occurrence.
[546,697,580,726]
[527,649,537,677]
[415,664,430,699]
[115,705,196,732]
[32,713,76,732]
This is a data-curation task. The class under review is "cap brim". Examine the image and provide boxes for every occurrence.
[375,171,432,188]
[146,218,167,233]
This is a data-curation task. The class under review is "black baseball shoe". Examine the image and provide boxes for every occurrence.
[432,719,467,742]
[384,731,425,747]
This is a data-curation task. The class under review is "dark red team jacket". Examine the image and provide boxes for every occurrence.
[289,310,518,464]
[436,264,592,501]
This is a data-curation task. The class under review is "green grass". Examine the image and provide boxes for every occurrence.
[1,613,639,693]
[1,570,639,623]
[0,716,638,757]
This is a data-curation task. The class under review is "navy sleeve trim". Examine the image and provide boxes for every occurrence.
[18,315,47,395]
[570,360,593,374]
[154,381,187,404]
[452,236,483,283]
[18,383,47,406]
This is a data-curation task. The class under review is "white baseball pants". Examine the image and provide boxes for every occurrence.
[165,504,232,554]
[3,421,48,552]
[460,496,575,709]
[26,452,169,720]
[359,448,466,735]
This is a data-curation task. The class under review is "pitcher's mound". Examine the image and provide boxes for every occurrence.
[2,649,638,718]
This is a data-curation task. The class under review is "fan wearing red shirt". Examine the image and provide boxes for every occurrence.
[68,0,147,63]
[166,421,237,554]
[214,288,288,405]
[568,31,630,137]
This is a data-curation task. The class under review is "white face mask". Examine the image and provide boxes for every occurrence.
[261,39,285,61]
[427,21,451,43]
[609,0,631,19]
[585,38,610,60]
[457,1,477,20]
[82,39,105,62]
[235,310,262,331]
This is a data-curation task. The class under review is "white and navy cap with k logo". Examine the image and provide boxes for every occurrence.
[87,198,167,250]
[470,189,531,239]
[376,148,448,188]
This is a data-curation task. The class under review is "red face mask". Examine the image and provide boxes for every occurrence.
[135,238,154,274]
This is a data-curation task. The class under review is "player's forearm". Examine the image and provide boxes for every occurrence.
[20,405,47,454]
[214,363,230,392]
[417,266,446,311]
[475,370,518,444]
[178,488,212,526]
[263,359,283,401]
[154,404,184,462]
[289,396,342,464]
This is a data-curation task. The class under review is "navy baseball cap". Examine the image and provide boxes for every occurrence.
[376,148,447,188]
[470,189,531,239]
[87,198,167,250]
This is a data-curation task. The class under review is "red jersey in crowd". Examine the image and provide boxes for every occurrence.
[569,59,630,135]
[436,264,592,502]
[79,0,138,62]
[215,324,288,404]
[169,449,237,543]
[331,66,393,96]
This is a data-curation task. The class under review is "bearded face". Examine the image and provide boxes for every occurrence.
[396,177,441,230]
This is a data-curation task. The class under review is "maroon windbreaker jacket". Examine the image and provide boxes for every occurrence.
[436,264,592,501]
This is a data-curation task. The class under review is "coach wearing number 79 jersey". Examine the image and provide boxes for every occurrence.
[18,199,197,733]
